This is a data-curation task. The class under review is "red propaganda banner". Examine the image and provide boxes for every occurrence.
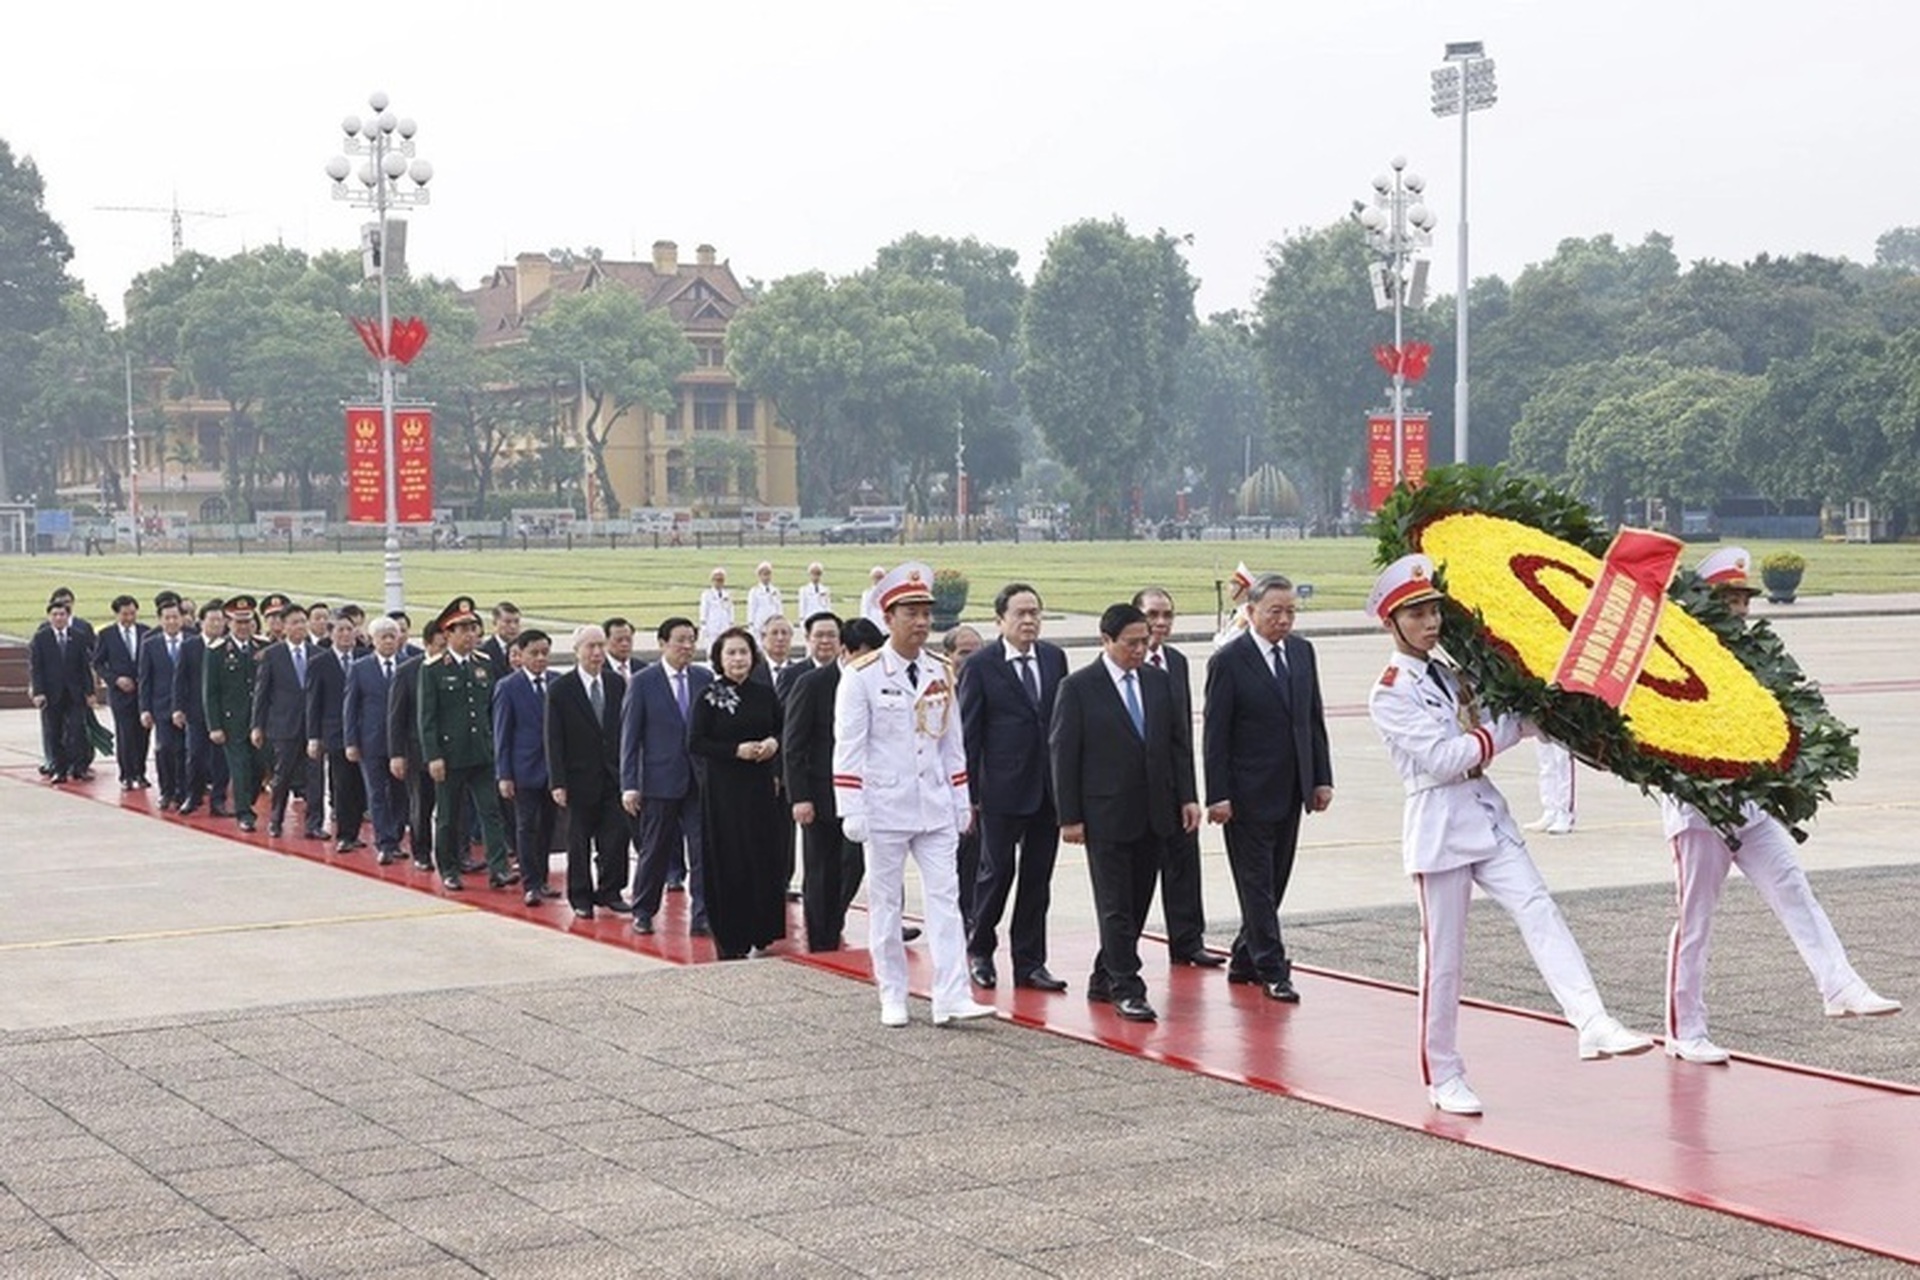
[1551,527,1685,708]
[344,406,435,525]
[345,406,384,524]
[1365,413,1430,512]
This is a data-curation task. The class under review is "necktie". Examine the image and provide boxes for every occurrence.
[533,673,546,697]
[588,677,603,717]
[674,669,689,719]
[1149,650,1164,670]
[907,660,919,689]
[1015,653,1039,706]
[1271,642,1289,675]
[126,627,136,656]
[1122,671,1145,737]
[383,658,394,682]
[1428,663,1454,703]
[57,630,67,649]
[292,644,307,687]
[168,637,179,664]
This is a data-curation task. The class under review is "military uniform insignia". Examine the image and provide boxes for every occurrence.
[849,650,882,670]
[1380,666,1399,687]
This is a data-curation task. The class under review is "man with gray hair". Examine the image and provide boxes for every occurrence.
[343,615,409,864]
[1203,572,1333,1003]
[549,624,631,919]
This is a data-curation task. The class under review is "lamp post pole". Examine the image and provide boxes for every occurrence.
[327,91,433,613]
[1432,42,1497,467]
[1361,157,1435,484]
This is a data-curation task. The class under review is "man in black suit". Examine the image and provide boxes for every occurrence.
[174,599,231,815]
[28,593,95,783]
[307,613,368,852]
[959,582,1071,993]
[1202,572,1334,1003]
[1050,603,1202,1023]
[776,611,839,701]
[546,625,630,917]
[387,619,445,868]
[1136,586,1222,967]
[782,613,859,951]
[94,593,151,789]
[137,593,189,810]
[478,601,521,680]
[344,616,409,863]
[252,603,322,839]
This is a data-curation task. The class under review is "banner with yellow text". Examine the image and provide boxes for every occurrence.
[1551,527,1685,707]
[345,406,435,525]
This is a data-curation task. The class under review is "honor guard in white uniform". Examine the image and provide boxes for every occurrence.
[833,562,995,1028]
[1211,562,1256,650]
[797,563,832,622]
[1366,554,1651,1115]
[746,561,784,636]
[698,568,734,649]
[1658,546,1899,1065]
[1527,739,1577,835]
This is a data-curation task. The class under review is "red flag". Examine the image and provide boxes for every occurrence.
[1552,528,1685,707]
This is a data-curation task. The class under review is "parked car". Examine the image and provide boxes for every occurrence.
[822,512,902,544]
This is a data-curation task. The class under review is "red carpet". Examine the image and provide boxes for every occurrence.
[27,765,1920,1266]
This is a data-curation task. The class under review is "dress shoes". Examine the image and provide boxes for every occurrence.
[1524,811,1575,836]
[1015,967,1068,993]
[901,926,922,943]
[178,801,202,816]
[631,912,654,935]
[597,897,634,914]
[528,884,561,901]
[689,920,711,937]
[665,876,686,893]
[572,905,595,920]
[880,1003,910,1028]
[1262,979,1301,1003]
[332,840,361,855]
[931,999,997,1026]
[1665,1036,1731,1065]
[785,889,803,902]
[376,848,396,867]
[209,804,232,818]
[488,872,519,890]
[523,889,543,907]
[1171,950,1225,968]
[441,875,465,892]
[237,816,257,832]
[458,859,483,875]
[410,856,433,872]
[304,828,327,841]
[267,822,283,838]
[967,957,998,989]
[1825,985,1902,1017]
[1577,1015,1655,1060]
[1429,1075,1483,1115]
[1113,997,1158,1023]
[1085,983,1113,1005]
[1225,969,1262,985]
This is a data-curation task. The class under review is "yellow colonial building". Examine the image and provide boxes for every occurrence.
[464,240,798,513]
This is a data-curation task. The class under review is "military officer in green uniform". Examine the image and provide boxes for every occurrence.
[202,595,269,832]
[418,596,517,892]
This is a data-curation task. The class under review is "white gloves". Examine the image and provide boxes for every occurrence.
[841,816,868,845]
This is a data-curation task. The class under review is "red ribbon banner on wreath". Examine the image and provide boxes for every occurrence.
[1551,527,1685,707]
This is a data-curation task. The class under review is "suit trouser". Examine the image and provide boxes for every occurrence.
[1415,844,1606,1088]
[564,791,629,911]
[1225,811,1304,981]
[954,824,980,932]
[1086,835,1163,1003]
[359,757,408,852]
[266,739,320,831]
[511,786,558,887]
[864,826,970,1014]
[434,762,511,878]
[801,815,853,951]
[968,805,1060,977]
[110,699,149,784]
[221,737,263,819]
[404,761,435,859]
[633,793,704,921]
[152,718,186,803]
[1666,821,1863,1041]
[327,747,367,840]
[1158,827,1208,957]
[40,700,86,777]
[184,722,228,808]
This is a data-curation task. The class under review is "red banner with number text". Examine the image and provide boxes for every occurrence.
[1365,413,1429,512]
[345,406,435,525]
[1551,527,1685,707]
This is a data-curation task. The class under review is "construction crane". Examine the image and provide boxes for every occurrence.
[94,197,229,258]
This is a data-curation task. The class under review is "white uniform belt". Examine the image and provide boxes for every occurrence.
[1405,768,1482,795]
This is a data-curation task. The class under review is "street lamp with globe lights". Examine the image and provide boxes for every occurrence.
[326,91,432,613]
[1360,156,1435,486]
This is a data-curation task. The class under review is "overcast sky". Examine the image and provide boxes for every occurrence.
[7,1,1915,326]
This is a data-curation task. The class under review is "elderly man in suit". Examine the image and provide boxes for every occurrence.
[28,593,96,784]
[959,582,1071,993]
[95,593,151,790]
[1135,586,1222,966]
[137,593,190,810]
[621,615,713,935]
[252,603,322,840]
[548,625,630,918]
[1203,572,1334,1003]
[388,619,445,869]
[306,614,368,853]
[1051,602,1202,1024]
[344,616,410,864]
[494,630,560,901]
[173,599,231,816]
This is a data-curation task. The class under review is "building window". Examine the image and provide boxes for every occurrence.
[696,341,726,368]
[666,449,686,499]
[735,395,755,434]
[693,394,729,433]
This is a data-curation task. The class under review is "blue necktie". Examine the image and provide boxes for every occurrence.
[1122,671,1145,737]
[292,644,307,687]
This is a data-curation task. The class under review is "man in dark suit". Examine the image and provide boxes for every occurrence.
[94,593,152,789]
[547,625,630,918]
[478,600,521,680]
[493,629,560,900]
[602,617,646,684]
[1202,572,1334,1003]
[1136,586,1222,967]
[252,603,322,839]
[137,593,189,810]
[306,613,368,852]
[28,593,96,783]
[387,619,444,868]
[959,582,1071,993]
[173,599,231,816]
[783,613,861,951]
[620,615,712,935]
[1050,602,1202,1023]
[344,616,409,863]
[776,611,839,701]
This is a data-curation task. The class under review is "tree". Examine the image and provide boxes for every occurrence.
[1564,366,1759,525]
[0,138,77,499]
[1742,332,1904,521]
[519,286,697,518]
[1874,225,1920,272]
[1509,355,1675,483]
[16,293,121,504]
[1171,313,1268,518]
[1019,218,1196,533]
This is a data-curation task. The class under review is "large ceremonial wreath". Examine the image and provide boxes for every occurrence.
[1370,466,1857,837]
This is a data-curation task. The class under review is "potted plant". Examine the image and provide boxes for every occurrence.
[1761,551,1806,603]
[931,567,970,628]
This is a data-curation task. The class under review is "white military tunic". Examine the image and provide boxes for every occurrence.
[746,582,783,636]
[697,587,734,648]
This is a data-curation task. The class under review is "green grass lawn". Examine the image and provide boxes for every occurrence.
[5,535,1915,640]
